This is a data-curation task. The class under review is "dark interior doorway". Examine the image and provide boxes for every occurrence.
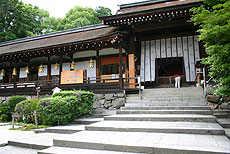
[157,57,183,77]
[156,57,184,85]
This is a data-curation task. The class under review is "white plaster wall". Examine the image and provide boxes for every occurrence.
[51,64,59,75]
[0,71,3,80]
[19,68,27,78]
[62,63,70,71]
[38,65,47,76]
[75,60,96,83]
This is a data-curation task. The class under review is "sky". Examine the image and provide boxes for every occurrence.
[20,0,144,18]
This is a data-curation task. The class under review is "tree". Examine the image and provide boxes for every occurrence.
[95,6,112,18]
[191,0,230,96]
[59,6,112,31]
[0,0,53,42]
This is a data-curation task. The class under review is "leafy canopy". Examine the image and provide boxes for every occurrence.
[0,0,53,42]
[0,0,112,42]
[190,0,230,96]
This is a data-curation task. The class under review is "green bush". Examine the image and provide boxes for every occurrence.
[23,124,36,129]
[0,114,8,122]
[37,90,94,126]
[8,96,27,112]
[0,103,11,121]
[15,99,40,123]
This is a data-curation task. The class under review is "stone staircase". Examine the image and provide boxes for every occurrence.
[213,110,230,139]
[39,87,230,154]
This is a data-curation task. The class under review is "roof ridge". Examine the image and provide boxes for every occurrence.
[0,23,109,47]
[119,0,173,9]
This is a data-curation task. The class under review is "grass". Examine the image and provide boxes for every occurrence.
[9,124,51,131]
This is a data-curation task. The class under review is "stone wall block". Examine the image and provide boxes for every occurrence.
[112,98,125,109]
[206,95,220,103]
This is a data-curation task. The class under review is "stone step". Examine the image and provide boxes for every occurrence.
[125,102,207,107]
[121,106,210,110]
[217,118,230,128]
[126,97,205,101]
[44,124,85,134]
[73,117,104,124]
[38,146,139,154]
[85,121,224,135]
[225,128,230,140]
[53,131,230,154]
[116,110,212,115]
[141,87,203,92]
[104,114,217,122]
[7,133,67,150]
[213,110,230,118]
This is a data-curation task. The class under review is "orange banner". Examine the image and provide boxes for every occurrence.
[61,70,84,84]
[129,54,136,88]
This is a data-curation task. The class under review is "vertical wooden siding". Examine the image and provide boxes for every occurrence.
[141,36,200,82]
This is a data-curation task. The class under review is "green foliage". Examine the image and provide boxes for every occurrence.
[50,6,112,31]
[0,114,8,122]
[0,1,112,42]
[0,0,54,42]
[8,96,27,113]
[23,124,36,129]
[0,103,11,121]
[37,90,94,126]
[15,99,40,123]
[190,0,230,96]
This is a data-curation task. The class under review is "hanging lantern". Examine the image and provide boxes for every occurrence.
[70,61,75,70]
[38,64,44,73]
[54,63,59,71]
[1,69,5,77]
[89,59,94,68]
[25,66,29,74]
[12,68,17,76]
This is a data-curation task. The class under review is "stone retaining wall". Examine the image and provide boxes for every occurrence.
[94,93,125,110]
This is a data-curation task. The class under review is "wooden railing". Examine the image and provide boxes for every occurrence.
[0,75,142,97]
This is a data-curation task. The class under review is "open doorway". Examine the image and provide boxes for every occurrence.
[156,57,184,84]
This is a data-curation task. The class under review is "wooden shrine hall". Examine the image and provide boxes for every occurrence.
[0,0,206,96]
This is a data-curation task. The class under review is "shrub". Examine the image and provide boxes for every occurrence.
[23,124,36,129]
[0,114,8,122]
[15,99,40,123]
[37,90,94,126]
[8,96,27,112]
[0,103,11,121]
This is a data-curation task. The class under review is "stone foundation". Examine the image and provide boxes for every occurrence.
[94,93,125,110]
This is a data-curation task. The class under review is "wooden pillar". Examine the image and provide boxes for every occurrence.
[47,57,51,82]
[119,45,123,89]
[13,62,17,93]
[59,55,63,86]
[96,50,100,82]
[27,60,30,82]
[9,62,12,83]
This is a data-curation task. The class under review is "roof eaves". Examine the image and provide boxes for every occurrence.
[0,24,109,47]
[119,0,171,9]
[100,0,203,21]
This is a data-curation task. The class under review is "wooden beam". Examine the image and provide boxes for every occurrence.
[134,19,192,32]
[47,56,51,81]
[59,54,63,86]
[119,45,123,89]
[96,50,100,83]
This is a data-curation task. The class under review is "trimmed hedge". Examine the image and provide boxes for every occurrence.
[0,103,11,121]
[37,90,94,126]
[8,96,27,112]
[15,99,40,123]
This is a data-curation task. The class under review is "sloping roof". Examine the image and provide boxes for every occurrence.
[117,0,204,14]
[0,24,117,55]
[100,0,203,24]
